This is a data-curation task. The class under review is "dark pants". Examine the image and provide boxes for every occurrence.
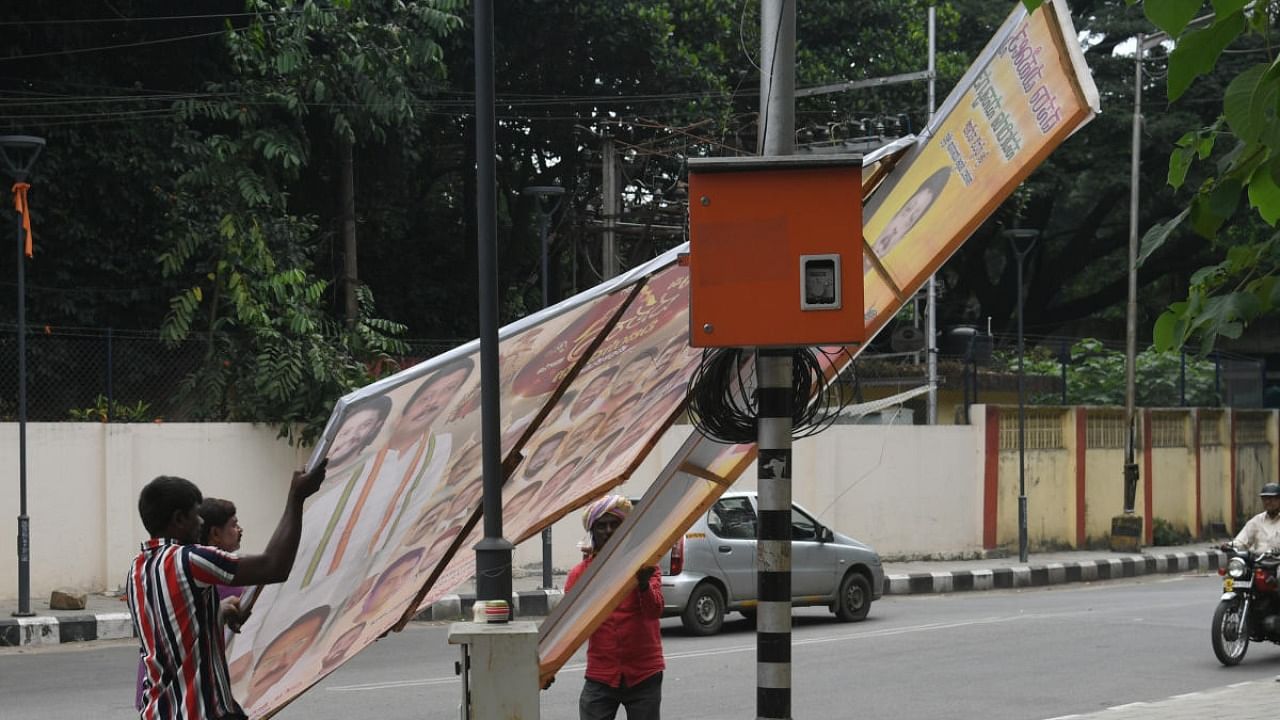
[579,672,662,720]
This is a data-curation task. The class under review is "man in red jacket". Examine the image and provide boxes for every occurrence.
[565,494,665,720]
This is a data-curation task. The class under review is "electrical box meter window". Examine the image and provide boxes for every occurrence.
[801,254,841,309]
[686,155,865,347]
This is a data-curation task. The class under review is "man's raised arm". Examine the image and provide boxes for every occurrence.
[232,459,327,586]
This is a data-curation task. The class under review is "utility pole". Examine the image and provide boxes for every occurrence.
[602,138,620,279]
[1114,14,1214,551]
[925,5,938,425]
[757,3,794,719]
[340,137,359,327]
[1124,33,1141,518]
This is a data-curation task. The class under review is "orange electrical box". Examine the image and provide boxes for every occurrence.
[686,155,864,348]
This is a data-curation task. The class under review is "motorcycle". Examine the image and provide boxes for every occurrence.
[1212,548,1280,666]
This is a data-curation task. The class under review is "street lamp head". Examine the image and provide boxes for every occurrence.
[1002,228,1040,240]
[0,135,46,182]
[1003,227,1040,256]
[523,185,565,198]
[523,185,566,216]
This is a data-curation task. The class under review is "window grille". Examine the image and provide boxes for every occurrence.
[1086,411,1127,449]
[1198,412,1222,446]
[1000,408,1065,450]
[1150,412,1187,448]
[1237,414,1270,445]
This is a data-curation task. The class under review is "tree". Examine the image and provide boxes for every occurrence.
[156,0,461,441]
[1020,0,1280,354]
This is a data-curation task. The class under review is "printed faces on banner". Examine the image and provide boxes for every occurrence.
[860,5,1093,333]
[226,261,700,717]
[227,293,622,716]
[500,264,700,550]
[416,266,703,614]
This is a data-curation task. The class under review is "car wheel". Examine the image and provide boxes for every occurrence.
[833,572,871,622]
[681,583,725,636]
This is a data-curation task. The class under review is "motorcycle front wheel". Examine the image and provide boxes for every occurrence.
[1211,598,1250,666]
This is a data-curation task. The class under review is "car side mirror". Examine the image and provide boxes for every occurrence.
[819,526,834,543]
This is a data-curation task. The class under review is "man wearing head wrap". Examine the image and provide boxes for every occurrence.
[564,494,665,720]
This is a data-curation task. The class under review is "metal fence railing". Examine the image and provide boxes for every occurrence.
[851,330,1269,411]
[0,325,460,422]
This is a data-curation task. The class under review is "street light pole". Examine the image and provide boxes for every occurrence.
[1124,34,1143,519]
[471,0,513,612]
[1007,228,1037,564]
[1114,14,1214,550]
[1,135,46,618]
[522,184,564,590]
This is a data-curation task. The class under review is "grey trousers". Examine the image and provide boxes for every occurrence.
[579,672,662,720]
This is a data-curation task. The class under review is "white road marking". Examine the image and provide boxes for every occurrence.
[324,591,1213,695]
[326,614,1063,693]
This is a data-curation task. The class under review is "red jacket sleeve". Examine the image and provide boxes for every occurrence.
[565,558,588,593]
[637,566,663,619]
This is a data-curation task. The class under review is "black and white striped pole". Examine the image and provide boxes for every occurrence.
[757,1,794,718]
[756,349,793,719]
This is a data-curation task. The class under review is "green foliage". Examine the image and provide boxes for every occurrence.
[68,396,153,423]
[1152,517,1193,546]
[996,338,1218,406]
[148,0,454,442]
[1102,0,1280,354]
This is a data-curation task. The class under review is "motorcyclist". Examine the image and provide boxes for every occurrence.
[1223,483,1280,554]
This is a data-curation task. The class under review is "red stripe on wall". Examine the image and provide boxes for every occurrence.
[1076,409,1087,547]
[1143,410,1154,546]
[1194,412,1202,538]
[1231,410,1238,533]
[984,406,1000,550]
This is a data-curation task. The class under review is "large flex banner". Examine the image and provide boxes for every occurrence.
[862,0,1099,336]
[225,248,703,718]
[537,0,1100,684]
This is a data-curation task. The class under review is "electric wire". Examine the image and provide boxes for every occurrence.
[686,345,854,444]
[0,10,310,26]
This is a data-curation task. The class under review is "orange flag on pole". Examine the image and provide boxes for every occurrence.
[12,181,31,258]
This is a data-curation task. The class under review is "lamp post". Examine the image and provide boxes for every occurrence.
[522,184,564,590]
[472,0,513,613]
[1124,33,1154,520]
[523,185,565,309]
[1006,228,1038,564]
[1113,15,1215,549]
[1,135,45,617]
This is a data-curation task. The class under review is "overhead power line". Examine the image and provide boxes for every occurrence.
[0,10,308,26]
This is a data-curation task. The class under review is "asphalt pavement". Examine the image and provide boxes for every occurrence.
[10,570,1280,720]
[0,541,1225,646]
[1046,678,1278,719]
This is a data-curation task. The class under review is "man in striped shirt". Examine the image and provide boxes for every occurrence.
[127,460,327,720]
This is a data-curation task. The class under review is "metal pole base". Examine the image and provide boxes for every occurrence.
[15,514,33,616]
[1017,496,1028,563]
[1109,514,1144,553]
[474,536,514,606]
[540,527,554,589]
[1122,462,1139,514]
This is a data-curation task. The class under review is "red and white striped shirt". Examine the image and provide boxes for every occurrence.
[127,538,241,720]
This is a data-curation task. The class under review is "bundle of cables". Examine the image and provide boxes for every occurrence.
[686,346,855,444]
